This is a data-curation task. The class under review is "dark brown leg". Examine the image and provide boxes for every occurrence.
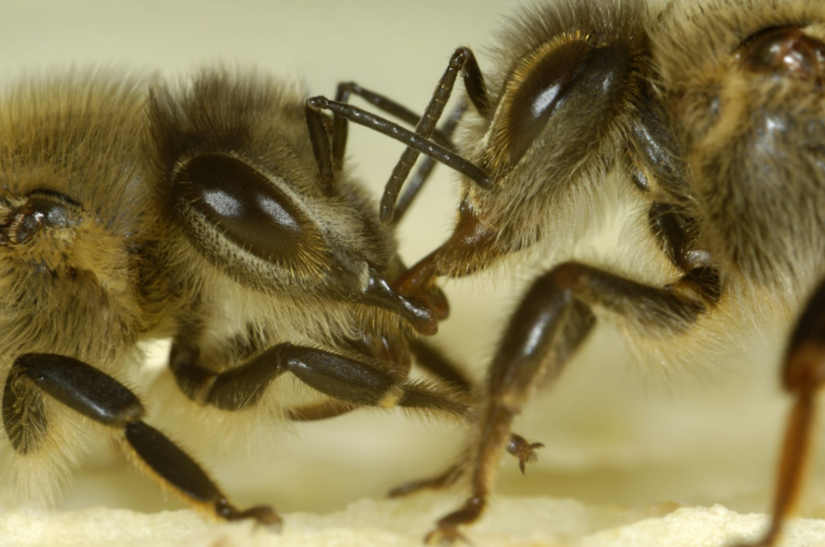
[388,463,465,497]
[1,353,279,526]
[735,278,825,547]
[288,332,474,421]
[285,400,357,422]
[169,341,469,418]
[387,428,546,500]
[409,339,473,391]
[426,262,714,543]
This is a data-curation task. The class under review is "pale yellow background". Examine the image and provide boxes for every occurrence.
[0,1,823,546]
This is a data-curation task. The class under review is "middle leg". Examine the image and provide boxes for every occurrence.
[426,260,716,543]
[169,338,471,419]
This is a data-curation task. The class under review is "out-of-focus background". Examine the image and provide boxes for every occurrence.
[0,0,823,545]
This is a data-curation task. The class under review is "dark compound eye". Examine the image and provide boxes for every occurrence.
[506,40,595,167]
[0,192,78,245]
[492,38,629,173]
[738,25,825,79]
[174,154,314,264]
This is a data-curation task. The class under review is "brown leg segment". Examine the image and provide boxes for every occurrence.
[409,339,473,392]
[385,337,547,498]
[169,341,469,418]
[387,428,546,500]
[426,262,712,543]
[736,278,825,547]
[285,334,461,422]
[388,463,465,498]
[1,353,278,526]
[285,400,357,422]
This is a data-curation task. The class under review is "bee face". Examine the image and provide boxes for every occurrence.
[146,72,399,301]
[0,67,470,525]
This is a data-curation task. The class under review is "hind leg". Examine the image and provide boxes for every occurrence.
[735,277,825,546]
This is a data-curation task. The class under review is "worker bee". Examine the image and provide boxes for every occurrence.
[309,0,825,543]
[0,68,472,526]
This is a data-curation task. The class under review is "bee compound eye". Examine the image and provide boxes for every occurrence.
[495,39,628,172]
[506,40,594,166]
[173,154,315,265]
[739,26,825,79]
[1,193,76,245]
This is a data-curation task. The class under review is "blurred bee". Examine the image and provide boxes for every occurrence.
[0,68,471,526]
[309,0,825,543]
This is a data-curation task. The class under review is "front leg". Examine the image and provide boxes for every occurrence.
[1,354,278,526]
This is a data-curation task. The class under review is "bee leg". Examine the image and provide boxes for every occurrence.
[409,340,473,391]
[1,353,279,527]
[387,428,544,499]
[426,261,713,544]
[284,334,403,421]
[388,463,465,497]
[735,278,825,547]
[410,341,547,475]
[170,341,470,418]
[384,340,485,497]
[286,336,471,421]
[387,341,542,497]
[284,400,358,421]
[283,333,542,476]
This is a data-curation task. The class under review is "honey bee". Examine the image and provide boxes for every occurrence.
[0,68,472,527]
[309,0,825,543]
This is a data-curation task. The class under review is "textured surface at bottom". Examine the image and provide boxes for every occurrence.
[2,495,825,547]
